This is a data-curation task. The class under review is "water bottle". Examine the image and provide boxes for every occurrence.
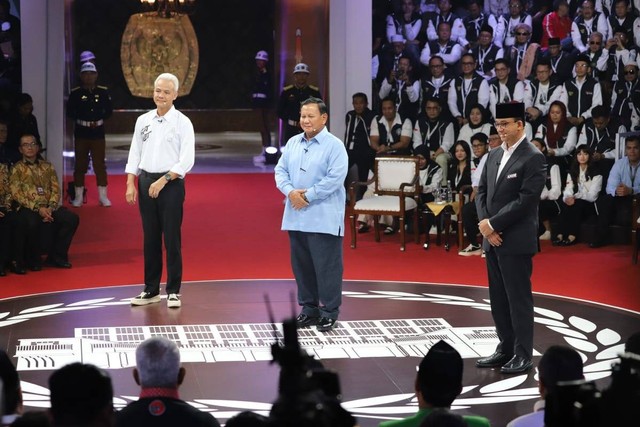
[446,180,453,203]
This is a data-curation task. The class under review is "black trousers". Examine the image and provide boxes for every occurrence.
[0,210,16,267]
[462,201,480,245]
[14,207,79,266]
[486,249,534,359]
[557,199,596,239]
[138,173,185,295]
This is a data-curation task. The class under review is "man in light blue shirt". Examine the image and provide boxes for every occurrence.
[275,97,348,332]
[593,136,640,247]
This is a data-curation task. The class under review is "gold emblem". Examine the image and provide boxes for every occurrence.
[120,13,199,98]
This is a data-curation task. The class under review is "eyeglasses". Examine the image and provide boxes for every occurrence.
[625,70,637,75]
[516,32,530,36]
[494,120,516,129]
[589,41,601,45]
[20,142,38,148]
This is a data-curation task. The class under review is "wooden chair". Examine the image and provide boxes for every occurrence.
[632,195,640,264]
[349,156,421,251]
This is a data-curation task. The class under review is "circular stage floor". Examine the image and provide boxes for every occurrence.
[1,280,638,426]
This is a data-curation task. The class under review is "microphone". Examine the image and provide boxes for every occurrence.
[496,161,501,167]
[312,128,317,132]
[304,148,308,153]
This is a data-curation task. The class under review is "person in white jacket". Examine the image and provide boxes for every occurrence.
[552,146,603,246]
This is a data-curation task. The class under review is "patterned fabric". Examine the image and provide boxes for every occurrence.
[0,163,10,210]
[9,159,60,211]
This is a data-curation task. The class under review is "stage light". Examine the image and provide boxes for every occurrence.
[265,146,280,165]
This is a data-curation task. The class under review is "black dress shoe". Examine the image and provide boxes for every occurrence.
[558,239,576,247]
[45,258,72,269]
[500,355,533,374]
[10,262,26,275]
[476,351,513,368]
[296,314,319,328]
[317,317,337,332]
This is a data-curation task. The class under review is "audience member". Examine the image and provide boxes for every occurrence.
[594,135,640,247]
[420,21,464,68]
[448,141,472,191]
[0,349,22,426]
[370,97,413,156]
[251,50,272,162]
[386,0,423,64]
[553,146,603,246]
[425,0,466,44]
[9,411,50,427]
[532,138,562,240]
[498,0,533,49]
[605,30,637,84]
[225,411,269,427]
[10,135,79,273]
[489,59,520,117]
[541,37,574,84]
[504,23,538,81]
[378,35,414,86]
[457,104,491,155]
[412,97,455,184]
[611,62,640,129]
[276,63,321,147]
[470,25,505,80]
[49,363,114,427]
[419,408,467,427]
[379,55,421,124]
[448,53,490,128]
[345,92,376,199]
[0,119,16,165]
[540,0,573,50]
[66,62,113,207]
[459,128,501,256]
[7,93,40,156]
[421,56,455,120]
[415,144,443,205]
[116,337,220,427]
[485,0,511,17]
[560,54,602,127]
[506,345,584,427]
[516,60,563,128]
[534,100,577,172]
[571,0,609,53]
[378,340,490,427]
[460,1,501,51]
[0,160,13,277]
[576,104,622,164]
[606,0,639,48]
[585,31,609,82]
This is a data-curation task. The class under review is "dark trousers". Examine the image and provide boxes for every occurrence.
[138,173,185,295]
[255,108,272,147]
[0,210,16,267]
[538,199,561,234]
[557,199,596,239]
[281,124,301,146]
[462,201,480,245]
[14,207,79,266]
[486,249,534,359]
[74,137,107,186]
[288,231,343,319]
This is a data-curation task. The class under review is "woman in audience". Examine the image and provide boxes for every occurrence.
[552,146,602,246]
[457,104,491,158]
[534,100,577,173]
[447,141,472,192]
[532,138,562,240]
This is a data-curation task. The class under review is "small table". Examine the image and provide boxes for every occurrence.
[423,201,460,251]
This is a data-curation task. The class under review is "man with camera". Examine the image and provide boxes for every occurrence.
[379,55,420,125]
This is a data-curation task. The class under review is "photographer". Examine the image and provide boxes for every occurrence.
[379,55,420,125]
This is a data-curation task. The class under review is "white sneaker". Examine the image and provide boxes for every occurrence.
[130,292,161,306]
[167,293,181,308]
[539,230,551,240]
[458,243,482,256]
[481,250,486,258]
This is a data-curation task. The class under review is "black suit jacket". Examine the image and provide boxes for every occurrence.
[476,138,546,255]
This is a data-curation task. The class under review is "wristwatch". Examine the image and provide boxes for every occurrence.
[164,173,172,182]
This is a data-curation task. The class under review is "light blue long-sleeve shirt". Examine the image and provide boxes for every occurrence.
[275,127,348,236]
[606,157,640,196]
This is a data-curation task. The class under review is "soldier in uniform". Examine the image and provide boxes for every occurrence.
[276,63,321,147]
[252,50,273,162]
[66,62,113,207]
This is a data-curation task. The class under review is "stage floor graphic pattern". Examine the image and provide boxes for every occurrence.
[1,279,638,426]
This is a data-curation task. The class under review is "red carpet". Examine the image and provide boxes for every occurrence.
[3,174,640,312]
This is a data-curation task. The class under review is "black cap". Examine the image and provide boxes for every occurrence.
[574,54,591,65]
[418,340,463,388]
[413,144,430,158]
[479,24,493,36]
[495,102,525,120]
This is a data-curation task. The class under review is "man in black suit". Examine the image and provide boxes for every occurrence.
[475,102,546,374]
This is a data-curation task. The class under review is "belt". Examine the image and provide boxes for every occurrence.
[287,120,299,127]
[140,170,168,179]
[76,119,104,128]
[252,93,267,99]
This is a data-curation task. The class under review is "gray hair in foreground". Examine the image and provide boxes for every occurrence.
[301,97,328,115]
[155,72,180,93]
[136,336,181,388]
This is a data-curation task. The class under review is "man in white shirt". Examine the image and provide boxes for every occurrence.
[125,73,195,308]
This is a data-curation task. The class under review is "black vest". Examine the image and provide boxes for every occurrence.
[376,117,411,155]
[611,79,640,124]
[490,76,519,105]
[388,81,420,125]
[564,77,598,118]
[530,79,560,108]
[453,75,484,118]
[463,13,490,44]
[345,109,375,153]
[608,15,635,45]
[581,119,616,154]
[574,13,602,46]
[472,45,501,76]
[588,50,606,80]
[415,117,450,152]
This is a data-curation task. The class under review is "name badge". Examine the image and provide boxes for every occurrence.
[37,187,45,195]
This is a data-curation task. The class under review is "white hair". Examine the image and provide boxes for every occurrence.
[135,337,181,388]
[154,73,179,93]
